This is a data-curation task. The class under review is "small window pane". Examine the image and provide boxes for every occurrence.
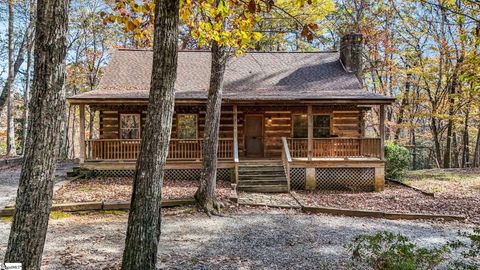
[292,114,308,138]
[313,115,330,138]
[177,114,197,139]
[120,114,141,139]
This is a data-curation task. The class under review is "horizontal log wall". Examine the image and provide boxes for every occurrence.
[95,104,367,159]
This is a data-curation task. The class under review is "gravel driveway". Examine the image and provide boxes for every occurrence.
[0,208,475,269]
[0,161,77,209]
[0,165,22,209]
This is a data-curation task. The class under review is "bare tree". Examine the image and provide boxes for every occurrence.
[0,18,35,112]
[6,0,15,156]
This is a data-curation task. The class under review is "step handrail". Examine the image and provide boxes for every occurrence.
[233,134,240,183]
[281,137,292,191]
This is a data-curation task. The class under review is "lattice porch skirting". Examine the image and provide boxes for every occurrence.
[291,167,375,191]
[92,168,234,182]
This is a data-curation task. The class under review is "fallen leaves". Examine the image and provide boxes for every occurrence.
[53,177,232,204]
[293,181,480,224]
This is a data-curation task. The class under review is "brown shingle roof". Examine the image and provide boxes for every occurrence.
[68,49,394,103]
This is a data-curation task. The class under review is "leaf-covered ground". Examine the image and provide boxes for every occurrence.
[404,168,480,195]
[53,177,232,203]
[294,169,480,225]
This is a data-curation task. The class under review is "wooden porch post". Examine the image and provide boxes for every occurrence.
[233,104,239,183]
[379,104,385,160]
[233,105,238,146]
[79,104,86,163]
[307,105,313,161]
[375,104,386,192]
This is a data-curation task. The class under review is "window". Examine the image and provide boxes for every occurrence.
[120,114,141,139]
[292,114,308,138]
[313,115,330,138]
[292,114,330,138]
[177,114,197,139]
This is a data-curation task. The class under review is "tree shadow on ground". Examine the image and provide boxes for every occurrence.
[157,209,467,269]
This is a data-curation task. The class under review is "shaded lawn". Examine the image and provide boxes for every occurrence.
[53,177,232,203]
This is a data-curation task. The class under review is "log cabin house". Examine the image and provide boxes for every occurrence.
[67,33,394,193]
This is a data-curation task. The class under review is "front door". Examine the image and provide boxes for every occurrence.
[245,115,264,157]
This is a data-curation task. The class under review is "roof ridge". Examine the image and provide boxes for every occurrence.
[115,48,339,54]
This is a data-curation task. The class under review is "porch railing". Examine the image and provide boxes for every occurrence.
[288,137,381,159]
[85,138,234,161]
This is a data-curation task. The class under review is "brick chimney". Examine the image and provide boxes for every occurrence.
[340,32,363,79]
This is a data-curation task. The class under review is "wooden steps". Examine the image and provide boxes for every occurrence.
[237,161,289,193]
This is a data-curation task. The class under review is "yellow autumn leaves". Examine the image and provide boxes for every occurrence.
[181,0,263,55]
[103,0,335,54]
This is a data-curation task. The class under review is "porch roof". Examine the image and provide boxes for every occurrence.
[68,49,394,105]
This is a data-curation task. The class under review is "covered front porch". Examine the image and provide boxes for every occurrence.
[73,101,387,191]
[77,102,385,161]
[83,137,382,162]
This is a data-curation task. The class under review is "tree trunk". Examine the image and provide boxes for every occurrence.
[121,0,179,269]
[473,124,480,167]
[431,118,442,168]
[410,128,417,170]
[6,0,15,156]
[443,64,460,168]
[394,69,411,141]
[452,132,459,168]
[4,0,69,267]
[195,43,228,214]
[443,118,453,168]
[61,104,71,159]
[89,108,95,139]
[0,20,35,112]
[462,109,470,168]
[22,41,33,155]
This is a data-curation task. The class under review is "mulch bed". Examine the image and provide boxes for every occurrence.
[293,181,480,224]
[53,177,232,204]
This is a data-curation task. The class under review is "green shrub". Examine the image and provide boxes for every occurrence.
[349,231,449,270]
[385,142,410,180]
[448,228,480,269]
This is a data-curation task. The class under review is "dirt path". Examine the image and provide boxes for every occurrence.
[0,208,474,269]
